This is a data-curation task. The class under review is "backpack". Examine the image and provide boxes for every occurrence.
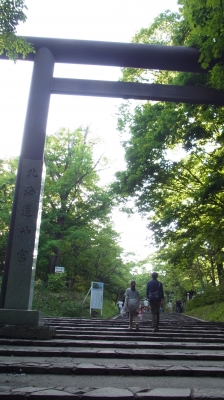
[148,282,161,302]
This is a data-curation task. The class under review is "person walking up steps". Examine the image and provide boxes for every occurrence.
[124,280,140,331]
[168,300,173,313]
[117,300,123,315]
[176,299,182,314]
[146,272,164,332]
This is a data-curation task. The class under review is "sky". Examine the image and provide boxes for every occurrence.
[0,0,179,263]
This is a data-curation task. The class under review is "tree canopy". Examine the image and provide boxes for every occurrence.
[36,128,126,292]
[176,0,224,89]
[0,128,133,299]
[112,2,224,298]
[0,157,17,274]
[0,0,34,60]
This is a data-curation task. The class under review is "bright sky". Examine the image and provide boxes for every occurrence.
[0,0,179,262]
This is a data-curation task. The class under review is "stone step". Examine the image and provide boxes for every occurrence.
[0,385,224,399]
[45,316,224,325]
[1,335,224,346]
[53,333,224,343]
[1,347,224,360]
[48,324,224,333]
[1,338,224,350]
[0,314,223,398]
[54,329,224,337]
[55,328,224,334]
[54,325,223,331]
[0,359,224,377]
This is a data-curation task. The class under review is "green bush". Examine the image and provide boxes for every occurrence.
[47,274,66,292]
[62,300,83,317]
[185,303,224,322]
[32,281,118,319]
[100,299,117,318]
[186,285,224,311]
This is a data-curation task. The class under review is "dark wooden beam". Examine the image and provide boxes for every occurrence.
[0,36,204,73]
[51,78,224,105]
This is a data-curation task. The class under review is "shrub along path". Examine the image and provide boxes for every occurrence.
[0,312,224,398]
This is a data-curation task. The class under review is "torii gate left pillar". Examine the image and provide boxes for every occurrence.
[0,47,54,326]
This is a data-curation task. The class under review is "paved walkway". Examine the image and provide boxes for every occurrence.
[0,312,224,398]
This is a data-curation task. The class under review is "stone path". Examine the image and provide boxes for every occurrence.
[0,312,224,398]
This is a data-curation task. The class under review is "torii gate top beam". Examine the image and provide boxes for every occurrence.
[0,36,204,74]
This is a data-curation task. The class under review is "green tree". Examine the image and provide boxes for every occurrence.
[0,130,131,300]
[112,9,224,291]
[114,100,224,287]
[121,3,224,90]
[0,157,17,274]
[37,128,126,296]
[0,0,34,60]
[176,0,224,89]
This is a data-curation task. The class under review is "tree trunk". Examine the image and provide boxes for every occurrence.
[48,250,61,274]
[210,255,216,286]
[217,262,224,285]
[49,255,57,274]
[196,258,204,290]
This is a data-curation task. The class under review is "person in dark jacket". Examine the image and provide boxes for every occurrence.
[146,272,164,332]
[176,300,182,314]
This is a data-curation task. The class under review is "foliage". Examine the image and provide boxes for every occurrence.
[111,6,224,298]
[113,98,224,287]
[37,128,126,297]
[47,273,67,293]
[176,0,224,89]
[32,284,85,318]
[96,299,117,319]
[32,281,117,318]
[121,11,181,85]
[121,3,224,90]
[0,128,132,303]
[62,300,83,318]
[0,0,34,60]
[130,2,224,89]
[0,0,27,33]
[186,285,224,310]
[186,302,224,322]
[0,157,17,270]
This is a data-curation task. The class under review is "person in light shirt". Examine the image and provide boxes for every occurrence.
[117,300,123,314]
[143,299,149,312]
[124,280,140,331]
[168,300,173,313]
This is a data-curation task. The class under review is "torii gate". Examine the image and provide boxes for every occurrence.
[0,37,223,327]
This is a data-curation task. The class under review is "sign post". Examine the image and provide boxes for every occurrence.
[55,266,65,274]
[90,282,104,316]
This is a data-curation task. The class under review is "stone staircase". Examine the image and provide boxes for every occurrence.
[0,312,224,398]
